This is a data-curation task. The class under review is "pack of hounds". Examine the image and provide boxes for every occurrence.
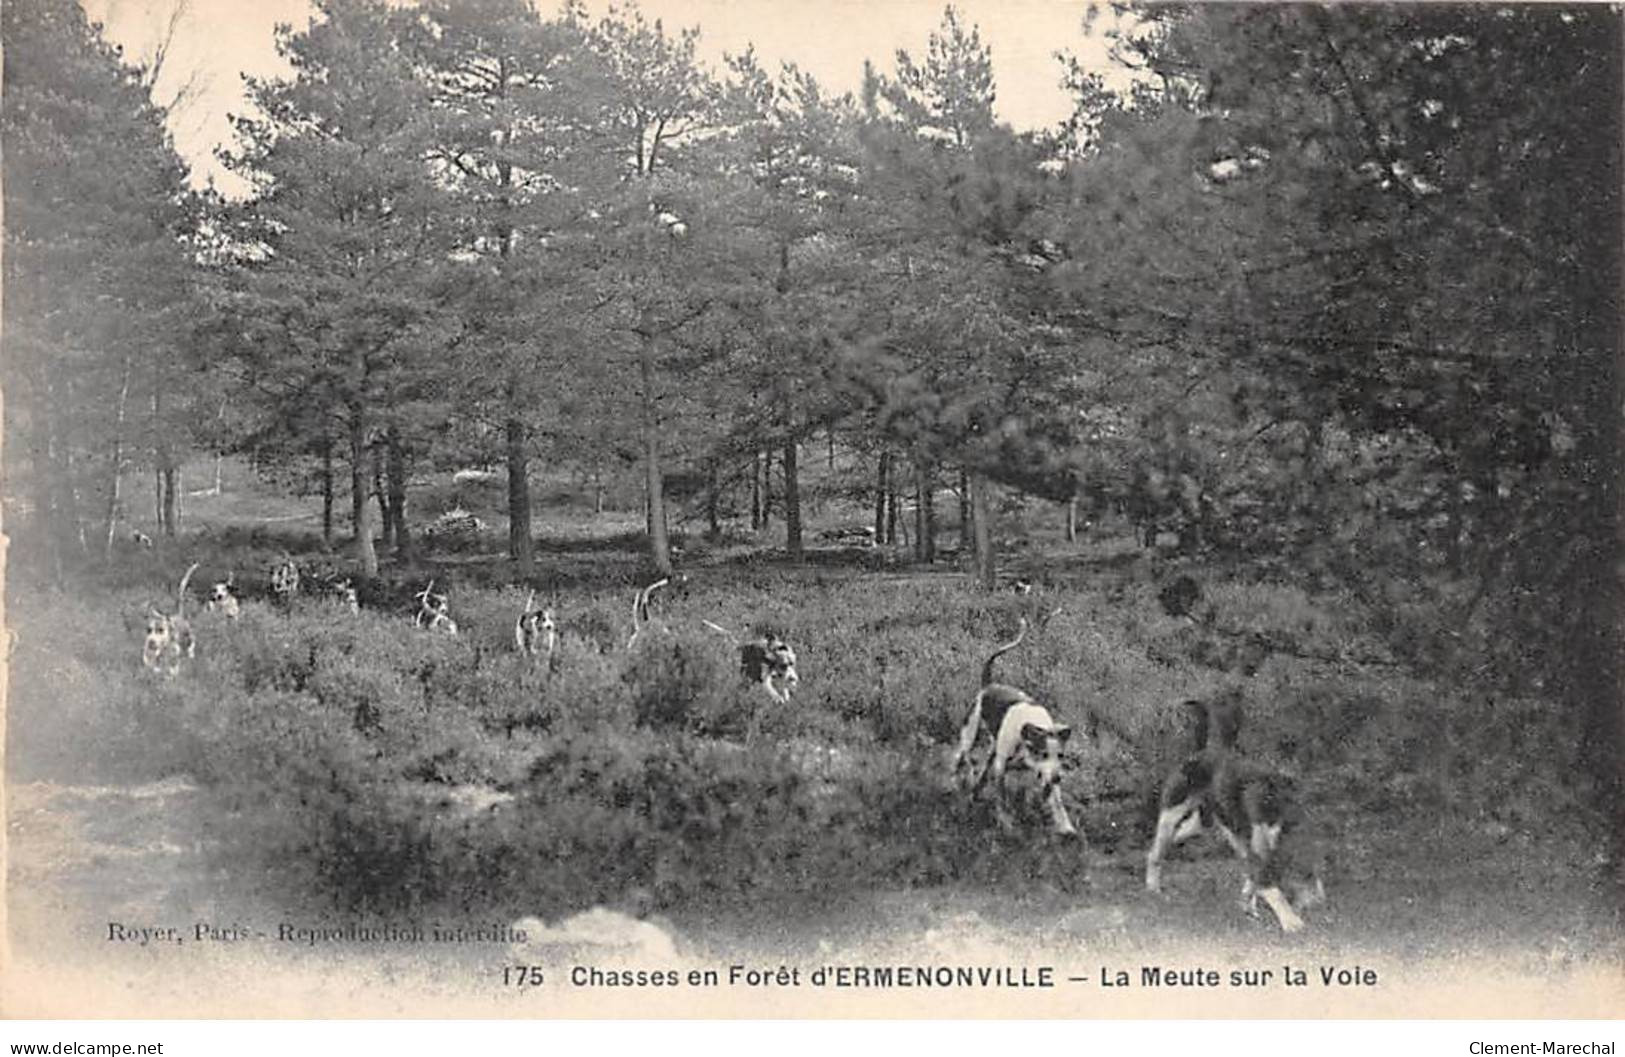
[949,618,1325,934]
[139,559,1323,934]
[141,562,801,708]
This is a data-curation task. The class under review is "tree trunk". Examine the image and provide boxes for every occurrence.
[874,451,889,542]
[348,408,378,577]
[886,458,899,545]
[102,358,133,560]
[1065,494,1079,542]
[593,463,605,515]
[506,404,534,575]
[158,463,178,539]
[150,375,177,538]
[760,449,774,531]
[387,430,410,561]
[750,451,762,531]
[638,325,672,576]
[643,427,671,574]
[373,448,394,552]
[914,459,936,563]
[970,471,996,591]
[706,460,721,541]
[783,439,802,560]
[957,467,972,553]
[321,431,335,549]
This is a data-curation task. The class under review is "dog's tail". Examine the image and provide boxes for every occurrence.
[418,578,437,604]
[980,617,1028,687]
[176,562,200,615]
[515,589,537,652]
[629,577,669,647]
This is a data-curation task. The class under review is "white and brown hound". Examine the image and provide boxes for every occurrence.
[414,579,458,635]
[950,619,1078,837]
[1145,695,1325,933]
[205,573,241,619]
[515,590,558,660]
[143,562,199,676]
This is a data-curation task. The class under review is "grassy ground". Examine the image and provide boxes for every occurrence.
[5,463,1621,1015]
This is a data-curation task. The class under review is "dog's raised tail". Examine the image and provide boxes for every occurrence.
[979,617,1028,687]
[176,562,200,615]
[515,589,537,652]
[628,577,669,648]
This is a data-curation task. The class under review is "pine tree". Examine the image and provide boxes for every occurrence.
[3,0,197,575]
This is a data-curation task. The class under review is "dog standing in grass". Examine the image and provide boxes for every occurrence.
[515,590,557,661]
[414,579,458,635]
[205,573,241,619]
[950,618,1079,837]
[1145,693,1326,933]
[324,575,361,615]
[143,562,199,676]
[701,620,800,705]
[269,554,300,607]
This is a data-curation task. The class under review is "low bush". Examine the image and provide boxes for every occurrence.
[8,547,1610,923]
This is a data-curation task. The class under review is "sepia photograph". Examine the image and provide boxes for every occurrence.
[2,0,1620,1025]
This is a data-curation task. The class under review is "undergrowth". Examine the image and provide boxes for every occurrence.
[5,550,1608,921]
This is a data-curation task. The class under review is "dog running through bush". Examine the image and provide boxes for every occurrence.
[950,618,1079,837]
[1145,694,1326,932]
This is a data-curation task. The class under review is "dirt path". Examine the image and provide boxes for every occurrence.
[6,773,1620,1018]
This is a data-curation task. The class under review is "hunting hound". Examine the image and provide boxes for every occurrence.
[1145,695,1325,933]
[701,620,800,704]
[515,590,558,660]
[143,562,199,676]
[205,573,241,619]
[270,554,300,606]
[949,618,1079,837]
[327,575,361,615]
[414,579,458,635]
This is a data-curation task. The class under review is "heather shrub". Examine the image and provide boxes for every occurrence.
[10,540,1609,924]
[621,629,731,729]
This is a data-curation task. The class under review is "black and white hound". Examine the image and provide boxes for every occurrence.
[701,620,801,704]
[1145,695,1325,933]
[515,590,558,660]
[269,554,300,606]
[205,573,241,619]
[414,579,458,635]
[950,619,1079,837]
[324,575,361,615]
[143,562,199,676]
